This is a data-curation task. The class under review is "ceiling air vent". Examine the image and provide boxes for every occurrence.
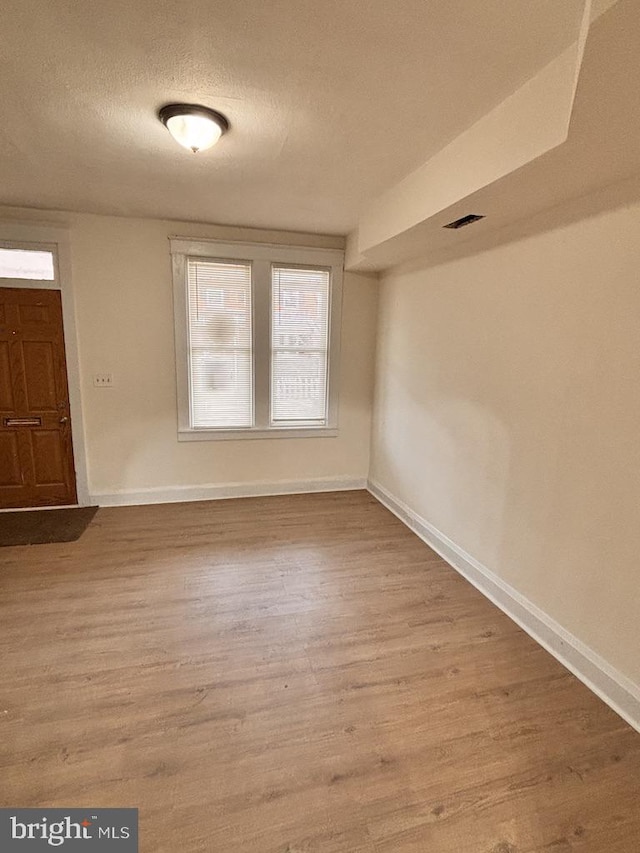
[443,213,485,229]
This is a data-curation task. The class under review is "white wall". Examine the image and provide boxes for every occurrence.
[4,196,638,705]
[0,207,378,502]
[370,199,640,688]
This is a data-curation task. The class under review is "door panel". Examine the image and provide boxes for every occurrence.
[32,430,66,485]
[0,432,23,486]
[18,302,53,325]
[0,341,14,409]
[0,287,77,508]
[23,341,58,410]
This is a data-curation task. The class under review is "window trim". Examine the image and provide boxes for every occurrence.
[170,238,343,441]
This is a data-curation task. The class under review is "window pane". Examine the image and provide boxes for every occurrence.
[271,266,330,424]
[272,351,328,421]
[187,258,253,428]
[0,248,55,280]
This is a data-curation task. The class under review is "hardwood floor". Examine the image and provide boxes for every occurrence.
[1,490,639,852]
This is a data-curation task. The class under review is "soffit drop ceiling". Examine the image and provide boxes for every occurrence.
[346,0,640,271]
[0,0,585,233]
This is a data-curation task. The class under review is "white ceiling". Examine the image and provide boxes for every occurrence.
[1,0,585,234]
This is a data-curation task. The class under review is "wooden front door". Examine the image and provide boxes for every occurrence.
[0,287,77,508]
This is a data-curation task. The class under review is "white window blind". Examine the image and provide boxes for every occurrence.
[187,258,253,428]
[271,265,330,424]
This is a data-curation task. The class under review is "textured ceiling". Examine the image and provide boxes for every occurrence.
[1,0,584,233]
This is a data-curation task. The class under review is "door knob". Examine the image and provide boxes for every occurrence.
[60,416,69,424]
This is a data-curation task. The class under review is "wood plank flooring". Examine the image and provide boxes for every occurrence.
[1,490,639,852]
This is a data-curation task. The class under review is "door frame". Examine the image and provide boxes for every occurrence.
[0,220,89,507]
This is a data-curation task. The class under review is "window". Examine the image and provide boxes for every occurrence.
[0,246,56,281]
[187,258,253,429]
[171,239,343,439]
[271,266,330,425]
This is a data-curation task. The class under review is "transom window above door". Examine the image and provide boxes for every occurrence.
[170,238,343,440]
[0,246,56,282]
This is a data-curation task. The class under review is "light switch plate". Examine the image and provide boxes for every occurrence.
[93,373,114,387]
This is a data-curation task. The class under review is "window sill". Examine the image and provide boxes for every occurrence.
[178,427,339,442]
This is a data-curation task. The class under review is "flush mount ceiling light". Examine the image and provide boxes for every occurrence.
[158,103,230,153]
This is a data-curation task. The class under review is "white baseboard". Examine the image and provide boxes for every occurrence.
[91,476,367,508]
[368,478,640,734]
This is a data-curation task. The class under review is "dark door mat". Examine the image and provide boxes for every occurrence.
[0,506,99,546]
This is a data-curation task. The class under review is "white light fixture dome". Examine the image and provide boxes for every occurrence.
[159,103,230,153]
